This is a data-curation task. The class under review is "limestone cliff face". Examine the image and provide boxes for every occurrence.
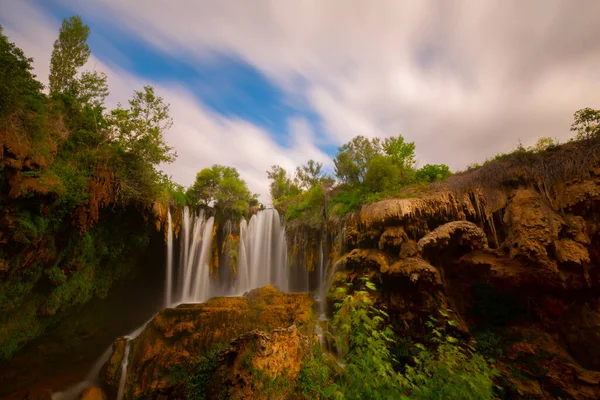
[105,286,314,399]
[332,142,600,399]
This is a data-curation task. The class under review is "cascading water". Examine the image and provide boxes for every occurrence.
[237,209,289,293]
[163,207,298,305]
[164,210,173,307]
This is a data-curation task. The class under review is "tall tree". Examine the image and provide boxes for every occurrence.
[382,135,416,171]
[49,16,91,94]
[110,86,176,165]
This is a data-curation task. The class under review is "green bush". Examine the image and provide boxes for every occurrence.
[296,345,333,398]
[327,279,498,399]
[328,187,363,216]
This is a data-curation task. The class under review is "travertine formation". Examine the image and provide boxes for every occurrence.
[104,286,314,399]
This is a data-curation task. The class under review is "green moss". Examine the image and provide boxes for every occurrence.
[0,302,43,362]
[174,343,228,400]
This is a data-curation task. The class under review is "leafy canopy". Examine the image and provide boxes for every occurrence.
[295,159,326,190]
[188,165,258,219]
[266,165,300,202]
[110,86,176,165]
[334,136,381,185]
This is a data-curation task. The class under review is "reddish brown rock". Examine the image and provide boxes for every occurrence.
[106,286,314,399]
[209,325,312,400]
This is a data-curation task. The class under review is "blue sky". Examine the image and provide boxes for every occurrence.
[25,0,325,150]
[1,0,599,202]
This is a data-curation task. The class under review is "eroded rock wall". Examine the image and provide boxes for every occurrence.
[329,145,600,399]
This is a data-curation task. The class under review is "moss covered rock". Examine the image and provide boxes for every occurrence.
[106,286,314,399]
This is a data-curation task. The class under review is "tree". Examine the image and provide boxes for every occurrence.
[295,160,324,190]
[416,164,452,183]
[266,165,299,202]
[382,135,416,171]
[188,165,257,218]
[110,86,176,165]
[334,136,381,185]
[570,107,600,141]
[571,107,600,140]
[333,150,361,185]
[532,137,560,152]
[364,155,399,191]
[0,26,44,116]
[49,16,90,94]
[74,70,109,109]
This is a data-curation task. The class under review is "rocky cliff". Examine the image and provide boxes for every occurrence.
[329,139,600,399]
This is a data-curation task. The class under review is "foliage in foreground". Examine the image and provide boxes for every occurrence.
[324,278,498,399]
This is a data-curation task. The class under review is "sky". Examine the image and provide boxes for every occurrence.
[1,0,599,203]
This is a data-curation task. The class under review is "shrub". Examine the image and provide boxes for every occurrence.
[296,345,333,398]
[327,279,498,399]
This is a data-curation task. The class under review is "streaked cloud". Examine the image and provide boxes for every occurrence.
[2,0,599,202]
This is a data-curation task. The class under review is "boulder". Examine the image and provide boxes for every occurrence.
[418,220,488,261]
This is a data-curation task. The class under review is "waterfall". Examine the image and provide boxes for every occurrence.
[237,219,250,292]
[164,210,173,307]
[237,209,289,293]
[191,216,214,302]
[163,207,293,306]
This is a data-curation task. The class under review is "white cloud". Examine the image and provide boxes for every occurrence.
[2,0,600,202]
[0,0,330,204]
[69,0,599,169]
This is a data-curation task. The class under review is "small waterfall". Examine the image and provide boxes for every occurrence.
[116,341,131,400]
[113,317,153,400]
[237,219,251,292]
[51,347,113,400]
[164,210,173,307]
